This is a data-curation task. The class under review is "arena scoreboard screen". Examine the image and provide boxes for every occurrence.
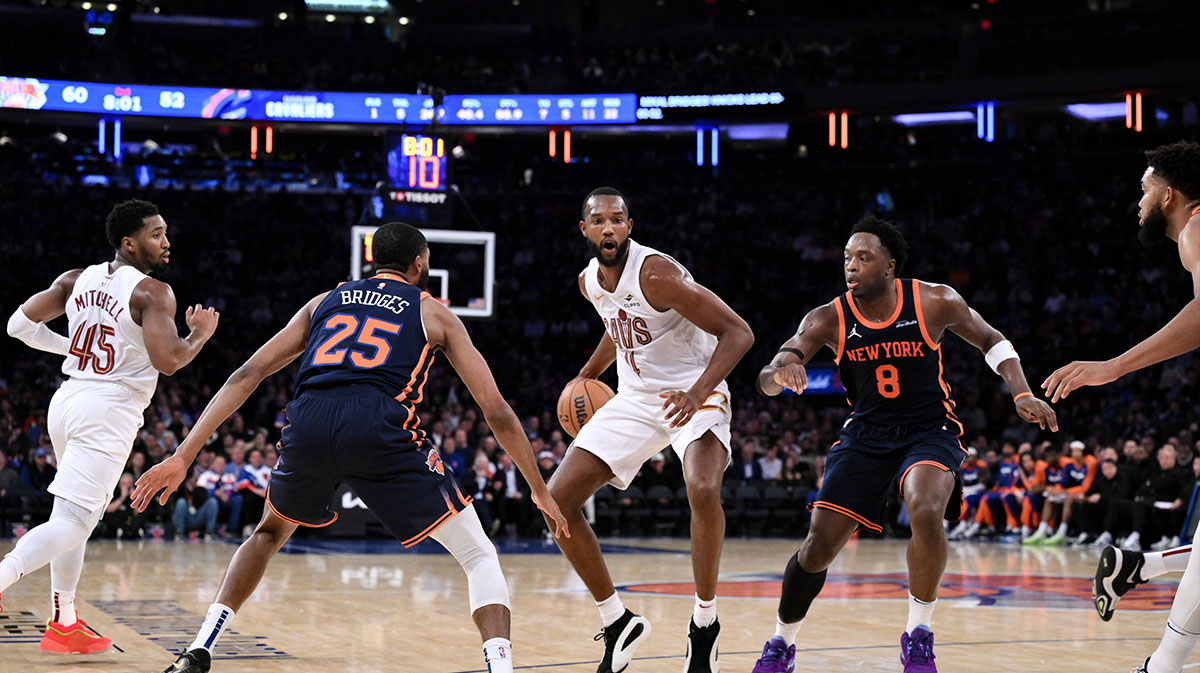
[387,134,447,191]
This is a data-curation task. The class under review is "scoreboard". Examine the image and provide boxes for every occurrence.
[0,76,434,124]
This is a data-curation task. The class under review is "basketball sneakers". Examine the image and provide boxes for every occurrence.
[752,636,796,673]
[1130,657,1150,672]
[683,618,719,672]
[595,609,651,673]
[162,648,211,672]
[900,627,937,672]
[39,619,112,654]
[1093,545,1147,621]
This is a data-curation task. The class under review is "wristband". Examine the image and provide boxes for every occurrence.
[1013,391,1033,402]
[778,347,805,360]
[984,339,1019,373]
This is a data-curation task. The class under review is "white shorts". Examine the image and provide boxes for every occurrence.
[571,388,732,489]
[47,379,146,511]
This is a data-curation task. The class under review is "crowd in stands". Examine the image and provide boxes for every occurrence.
[0,3,1196,95]
[2,112,1199,543]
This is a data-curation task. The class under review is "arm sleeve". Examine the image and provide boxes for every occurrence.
[7,308,70,356]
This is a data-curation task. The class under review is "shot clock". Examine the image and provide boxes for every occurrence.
[386,134,447,192]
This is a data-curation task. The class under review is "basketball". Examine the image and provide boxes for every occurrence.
[556,378,615,437]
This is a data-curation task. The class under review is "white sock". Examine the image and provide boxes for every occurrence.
[692,594,717,628]
[188,603,235,652]
[596,592,625,627]
[906,594,936,634]
[1036,522,1050,536]
[0,554,25,592]
[1055,523,1068,536]
[774,616,802,645]
[482,637,513,673]
[1146,620,1200,673]
[51,589,77,626]
[1140,546,1193,581]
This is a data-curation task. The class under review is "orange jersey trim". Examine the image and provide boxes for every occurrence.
[844,278,904,329]
[395,342,433,404]
[898,460,951,494]
[910,279,940,351]
[833,300,846,363]
[402,506,463,547]
[266,486,339,529]
[811,500,883,533]
[372,272,412,285]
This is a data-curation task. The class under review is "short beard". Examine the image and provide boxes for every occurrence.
[1138,204,1170,247]
[587,237,630,268]
[416,266,430,290]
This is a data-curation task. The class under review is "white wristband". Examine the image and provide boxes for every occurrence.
[984,339,1019,374]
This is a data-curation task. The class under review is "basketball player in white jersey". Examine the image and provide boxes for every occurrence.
[2,199,218,653]
[1044,141,1200,673]
[547,187,754,673]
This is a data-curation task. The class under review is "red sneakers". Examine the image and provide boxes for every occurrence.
[40,619,112,654]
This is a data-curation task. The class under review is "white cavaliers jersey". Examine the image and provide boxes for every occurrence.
[582,239,722,394]
[61,262,158,406]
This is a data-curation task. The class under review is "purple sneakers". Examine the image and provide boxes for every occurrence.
[752,636,795,673]
[901,627,937,672]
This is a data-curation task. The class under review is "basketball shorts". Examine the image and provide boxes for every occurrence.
[812,418,965,533]
[269,386,472,546]
[47,378,147,511]
[570,387,732,489]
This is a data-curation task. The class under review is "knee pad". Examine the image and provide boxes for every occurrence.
[51,497,101,542]
[432,508,511,612]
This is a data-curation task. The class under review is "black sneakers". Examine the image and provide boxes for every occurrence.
[683,618,720,672]
[162,648,212,673]
[1093,545,1146,621]
[595,608,652,673]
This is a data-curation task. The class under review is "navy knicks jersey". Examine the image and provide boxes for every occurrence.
[834,278,961,432]
[294,272,434,441]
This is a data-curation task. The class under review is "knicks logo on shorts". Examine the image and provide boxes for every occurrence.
[426,449,446,476]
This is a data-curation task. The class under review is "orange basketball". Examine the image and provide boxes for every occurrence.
[557,378,615,437]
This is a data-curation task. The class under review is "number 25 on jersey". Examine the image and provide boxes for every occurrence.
[311,314,403,369]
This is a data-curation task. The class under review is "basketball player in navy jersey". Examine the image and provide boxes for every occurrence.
[1045,141,1200,673]
[131,222,568,673]
[750,217,1057,673]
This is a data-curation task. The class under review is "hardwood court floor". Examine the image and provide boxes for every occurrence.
[0,536,1187,673]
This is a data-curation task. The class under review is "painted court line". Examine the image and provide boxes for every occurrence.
[446,635,1161,672]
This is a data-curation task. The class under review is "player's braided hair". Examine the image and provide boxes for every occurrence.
[582,186,628,220]
[373,221,427,272]
[1146,141,1200,201]
[105,199,160,250]
[850,216,908,274]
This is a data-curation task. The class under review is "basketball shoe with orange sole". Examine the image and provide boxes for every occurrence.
[40,619,112,654]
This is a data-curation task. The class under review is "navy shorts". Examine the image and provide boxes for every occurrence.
[812,419,965,533]
[269,386,472,546]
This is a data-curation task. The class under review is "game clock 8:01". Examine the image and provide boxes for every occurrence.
[387,134,448,192]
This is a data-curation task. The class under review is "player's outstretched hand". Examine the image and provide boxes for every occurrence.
[532,488,570,539]
[185,304,220,341]
[131,455,189,512]
[772,363,808,393]
[1041,360,1120,403]
[659,390,701,428]
[1016,394,1058,432]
